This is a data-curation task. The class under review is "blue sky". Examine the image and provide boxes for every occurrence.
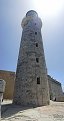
[0,0,64,91]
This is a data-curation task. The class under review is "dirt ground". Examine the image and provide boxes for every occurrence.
[1,100,64,121]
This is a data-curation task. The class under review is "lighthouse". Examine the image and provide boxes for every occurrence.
[13,10,50,106]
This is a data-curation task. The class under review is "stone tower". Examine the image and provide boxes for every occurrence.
[13,10,50,106]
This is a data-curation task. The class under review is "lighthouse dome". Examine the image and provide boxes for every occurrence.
[26,10,38,17]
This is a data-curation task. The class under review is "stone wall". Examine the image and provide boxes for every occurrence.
[56,96,64,102]
[0,70,63,101]
[0,70,15,99]
[13,10,50,106]
[48,75,63,101]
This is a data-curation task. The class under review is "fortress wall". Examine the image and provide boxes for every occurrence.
[48,75,63,100]
[0,70,15,99]
[0,70,63,101]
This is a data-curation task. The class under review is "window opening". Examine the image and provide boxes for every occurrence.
[36,43,38,47]
[36,58,39,63]
[35,32,37,35]
[37,77,40,84]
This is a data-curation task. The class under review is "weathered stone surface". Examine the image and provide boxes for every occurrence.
[56,96,64,102]
[0,79,6,119]
[0,70,63,102]
[13,10,50,106]
[0,80,6,93]
[0,70,15,99]
[0,94,1,119]
[48,75,63,101]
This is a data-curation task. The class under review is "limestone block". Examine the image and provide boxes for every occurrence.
[0,79,6,93]
[56,96,64,102]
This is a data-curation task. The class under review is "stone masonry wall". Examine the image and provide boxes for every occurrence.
[0,70,15,99]
[13,10,50,106]
[48,75,63,100]
[0,70,63,101]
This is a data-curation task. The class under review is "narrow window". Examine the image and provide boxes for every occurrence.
[37,77,40,84]
[35,32,37,35]
[36,43,38,47]
[36,58,39,63]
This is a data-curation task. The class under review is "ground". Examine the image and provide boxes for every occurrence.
[1,100,64,121]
